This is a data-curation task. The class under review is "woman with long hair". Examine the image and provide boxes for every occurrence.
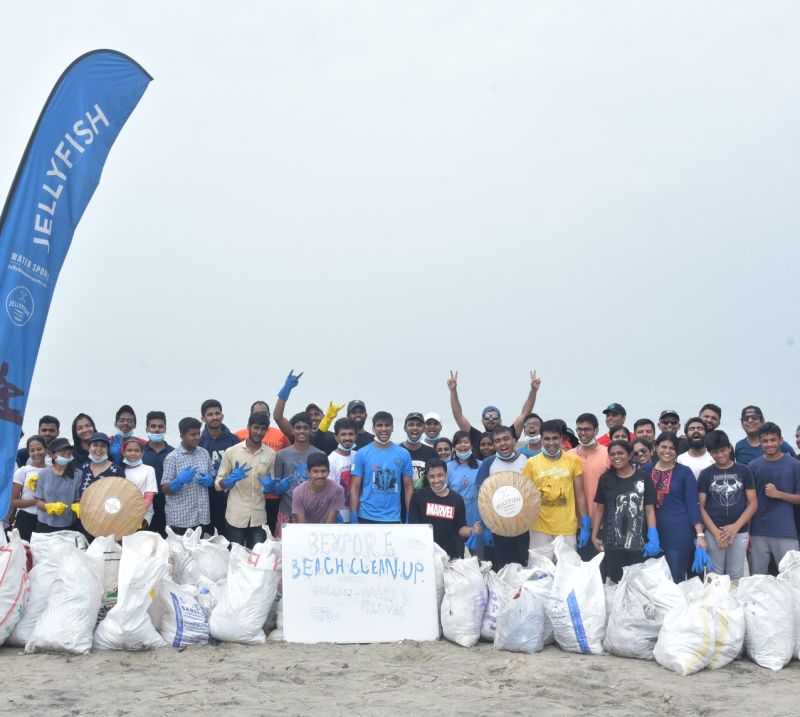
[9,435,48,540]
[71,413,97,467]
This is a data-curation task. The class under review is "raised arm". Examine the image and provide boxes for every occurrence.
[511,370,541,438]
[274,369,303,440]
[447,370,472,433]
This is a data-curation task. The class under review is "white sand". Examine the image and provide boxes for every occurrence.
[3,640,797,716]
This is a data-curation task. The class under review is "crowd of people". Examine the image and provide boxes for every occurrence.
[5,369,800,586]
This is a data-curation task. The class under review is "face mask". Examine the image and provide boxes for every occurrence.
[431,482,448,495]
[543,447,562,459]
[455,449,472,461]
[337,442,353,453]
[498,449,518,461]
[90,453,108,464]
[405,435,422,445]
[117,429,134,439]
[54,455,72,466]
[527,434,542,444]
[147,433,165,443]
[426,433,441,443]
[579,437,597,447]
[376,437,392,446]
[123,457,143,467]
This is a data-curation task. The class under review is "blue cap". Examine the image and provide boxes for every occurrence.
[482,405,501,417]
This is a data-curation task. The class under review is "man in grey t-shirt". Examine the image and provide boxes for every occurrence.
[273,412,324,537]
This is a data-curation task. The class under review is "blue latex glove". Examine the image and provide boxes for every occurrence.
[335,513,344,524]
[577,515,591,549]
[277,369,303,401]
[692,544,714,573]
[274,477,292,495]
[481,523,495,548]
[465,532,479,551]
[170,466,198,492]
[349,512,359,524]
[260,477,277,494]
[222,461,251,489]
[642,527,661,557]
[196,472,215,488]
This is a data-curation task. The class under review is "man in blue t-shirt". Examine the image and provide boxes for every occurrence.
[735,405,796,465]
[350,411,413,523]
[748,422,800,575]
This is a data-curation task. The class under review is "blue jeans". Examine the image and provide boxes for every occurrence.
[663,549,690,583]
[227,525,266,549]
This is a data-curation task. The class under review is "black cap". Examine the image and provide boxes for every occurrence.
[88,431,111,446]
[602,403,626,415]
[659,410,680,421]
[404,412,424,424]
[49,437,73,452]
[347,400,366,412]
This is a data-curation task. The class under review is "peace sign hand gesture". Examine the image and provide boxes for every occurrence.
[447,369,459,392]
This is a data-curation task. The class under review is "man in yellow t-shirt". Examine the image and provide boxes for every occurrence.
[523,419,590,550]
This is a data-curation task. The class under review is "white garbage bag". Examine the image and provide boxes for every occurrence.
[547,537,605,655]
[149,578,210,648]
[25,543,103,654]
[778,550,800,659]
[209,535,281,645]
[494,582,549,654]
[440,556,490,647]
[8,537,75,647]
[523,571,555,645]
[0,530,30,645]
[481,562,540,642]
[433,542,449,612]
[737,574,794,671]
[604,558,684,660]
[165,527,230,585]
[702,573,745,669]
[196,576,225,616]
[604,581,618,623]
[29,530,88,565]
[93,532,169,650]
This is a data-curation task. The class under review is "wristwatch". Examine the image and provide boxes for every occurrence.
[696,532,705,538]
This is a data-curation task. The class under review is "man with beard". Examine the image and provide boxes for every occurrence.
[328,418,358,522]
[699,404,722,432]
[677,417,715,479]
[447,369,541,454]
[234,400,290,452]
[347,399,375,449]
[401,412,436,491]
[199,399,241,537]
[598,403,633,446]
[735,405,796,465]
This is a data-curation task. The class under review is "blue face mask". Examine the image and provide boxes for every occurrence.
[117,429,134,439]
[147,433,165,443]
[376,437,392,446]
[90,453,108,464]
[543,447,562,459]
[54,455,72,466]
[337,442,353,453]
[455,449,472,461]
[405,435,422,445]
[123,458,143,467]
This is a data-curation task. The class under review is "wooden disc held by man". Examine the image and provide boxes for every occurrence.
[478,471,541,537]
[80,477,145,540]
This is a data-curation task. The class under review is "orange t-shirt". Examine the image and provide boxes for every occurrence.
[569,444,610,510]
[234,427,290,453]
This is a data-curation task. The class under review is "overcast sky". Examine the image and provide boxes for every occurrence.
[1,1,798,443]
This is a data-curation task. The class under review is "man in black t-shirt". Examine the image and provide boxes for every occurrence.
[408,458,480,559]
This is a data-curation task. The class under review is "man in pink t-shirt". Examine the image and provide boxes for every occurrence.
[570,413,610,559]
[291,453,345,524]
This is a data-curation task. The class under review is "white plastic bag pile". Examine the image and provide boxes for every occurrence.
[209,530,281,645]
[94,532,170,650]
[8,531,88,646]
[653,575,745,675]
[166,526,230,585]
[604,558,684,660]
[25,538,105,655]
[547,537,606,655]
[440,556,490,647]
[778,550,800,661]
[0,530,30,645]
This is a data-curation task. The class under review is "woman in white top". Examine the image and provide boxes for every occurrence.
[9,435,48,540]
[121,438,157,527]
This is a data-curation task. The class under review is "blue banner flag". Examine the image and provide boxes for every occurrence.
[0,50,151,516]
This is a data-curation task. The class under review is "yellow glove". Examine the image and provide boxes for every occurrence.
[45,501,68,516]
[71,503,81,519]
[318,401,346,433]
[25,473,38,491]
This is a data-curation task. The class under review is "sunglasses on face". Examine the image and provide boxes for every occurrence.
[633,448,649,456]
[742,415,762,422]
[483,414,500,421]
[661,420,679,426]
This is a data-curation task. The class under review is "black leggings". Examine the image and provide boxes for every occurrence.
[485,533,530,572]
[13,510,37,542]
[601,549,644,583]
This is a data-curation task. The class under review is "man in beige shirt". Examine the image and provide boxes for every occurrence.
[215,411,277,547]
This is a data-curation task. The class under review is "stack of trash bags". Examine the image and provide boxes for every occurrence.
[438,537,800,675]
[0,525,282,655]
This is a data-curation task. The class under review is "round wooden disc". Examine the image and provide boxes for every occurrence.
[79,477,145,540]
[478,470,541,537]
